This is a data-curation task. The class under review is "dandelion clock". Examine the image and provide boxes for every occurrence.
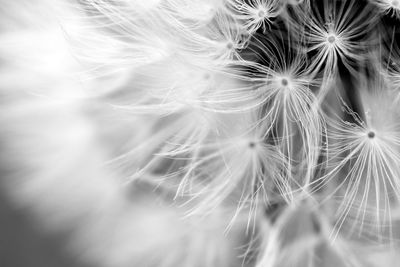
[1,0,400,266]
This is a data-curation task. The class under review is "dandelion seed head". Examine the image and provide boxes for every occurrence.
[5,0,400,266]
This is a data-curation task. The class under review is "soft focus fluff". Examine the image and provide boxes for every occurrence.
[1,0,400,266]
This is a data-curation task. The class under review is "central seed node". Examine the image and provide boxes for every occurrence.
[281,78,288,86]
[248,141,256,148]
[258,10,266,18]
[327,35,336,43]
[368,131,375,139]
